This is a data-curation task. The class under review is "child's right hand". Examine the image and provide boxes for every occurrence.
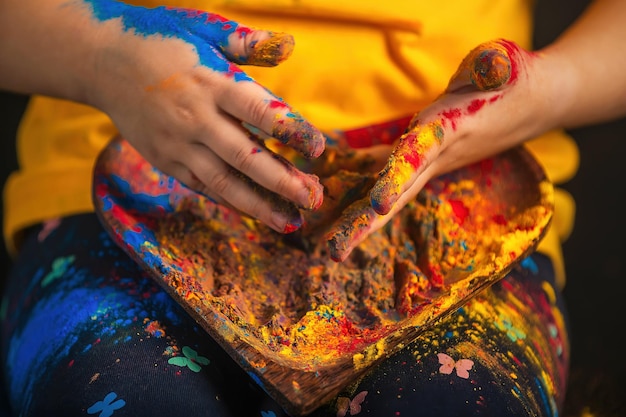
[83,1,325,233]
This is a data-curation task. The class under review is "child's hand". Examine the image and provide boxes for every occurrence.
[85,1,325,233]
[327,40,548,261]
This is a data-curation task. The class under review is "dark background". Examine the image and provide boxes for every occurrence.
[1,0,625,415]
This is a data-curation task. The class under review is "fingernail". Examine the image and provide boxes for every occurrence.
[369,175,398,216]
[298,178,324,210]
[325,200,376,262]
[471,46,511,90]
[327,234,349,262]
[271,210,303,234]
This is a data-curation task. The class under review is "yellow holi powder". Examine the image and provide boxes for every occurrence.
[140,147,553,370]
[353,339,386,370]
[246,32,295,67]
[376,122,444,207]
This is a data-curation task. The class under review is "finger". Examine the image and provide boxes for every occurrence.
[173,144,305,234]
[182,9,295,67]
[369,121,444,215]
[216,81,326,159]
[325,198,380,262]
[202,112,324,210]
[446,39,514,93]
[224,29,295,67]
[326,166,434,262]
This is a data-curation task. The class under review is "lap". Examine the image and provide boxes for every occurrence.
[1,213,569,417]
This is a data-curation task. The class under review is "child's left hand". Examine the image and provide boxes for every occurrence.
[326,39,552,261]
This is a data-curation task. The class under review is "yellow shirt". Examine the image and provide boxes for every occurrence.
[3,0,578,286]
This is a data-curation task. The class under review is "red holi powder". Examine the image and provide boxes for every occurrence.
[513,223,540,232]
[489,94,501,103]
[440,108,462,131]
[497,40,521,85]
[100,135,552,382]
[251,147,262,154]
[206,13,229,24]
[111,205,142,232]
[467,99,486,114]
[225,62,244,77]
[145,320,166,338]
[427,266,445,288]
[346,132,374,149]
[236,27,252,37]
[68,360,75,367]
[343,115,412,149]
[448,199,470,224]
[269,100,289,109]
[94,182,110,200]
[283,223,299,234]
[492,214,507,225]
[479,159,494,186]
[400,132,423,169]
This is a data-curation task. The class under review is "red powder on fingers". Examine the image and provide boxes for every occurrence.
[467,99,486,114]
[440,108,462,131]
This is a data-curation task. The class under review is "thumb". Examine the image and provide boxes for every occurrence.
[173,9,295,67]
[446,39,514,93]
[222,28,295,67]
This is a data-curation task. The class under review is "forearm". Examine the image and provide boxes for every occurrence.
[538,0,626,129]
[0,0,103,104]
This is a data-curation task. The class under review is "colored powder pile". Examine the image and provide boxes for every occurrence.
[152,160,548,366]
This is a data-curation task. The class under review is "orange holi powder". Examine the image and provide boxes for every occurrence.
[246,32,295,67]
[151,159,551,367]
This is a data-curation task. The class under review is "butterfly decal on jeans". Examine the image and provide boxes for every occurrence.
[87,392,126,417]
[336,390,368,417]
[437,353,474,379]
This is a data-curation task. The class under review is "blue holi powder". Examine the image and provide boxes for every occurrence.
[520,257,539,275]
[324,133,341,147]
[151,291,184,325]
[100,190,113,211]
[109,174,174,213]
[141,250,167,271]
[122,229,149,251]
[82,0,252,82]
[534,376,557,417]
[6,288,98,403]
[6,282,185,405]
[248,371,266,390]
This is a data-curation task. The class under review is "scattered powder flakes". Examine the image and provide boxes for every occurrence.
[143,318,166,338]
[89,372,100,384]
[149,154,548,367]
[163,345,179,357]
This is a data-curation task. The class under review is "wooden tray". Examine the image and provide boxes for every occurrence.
[92,136,553,416]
